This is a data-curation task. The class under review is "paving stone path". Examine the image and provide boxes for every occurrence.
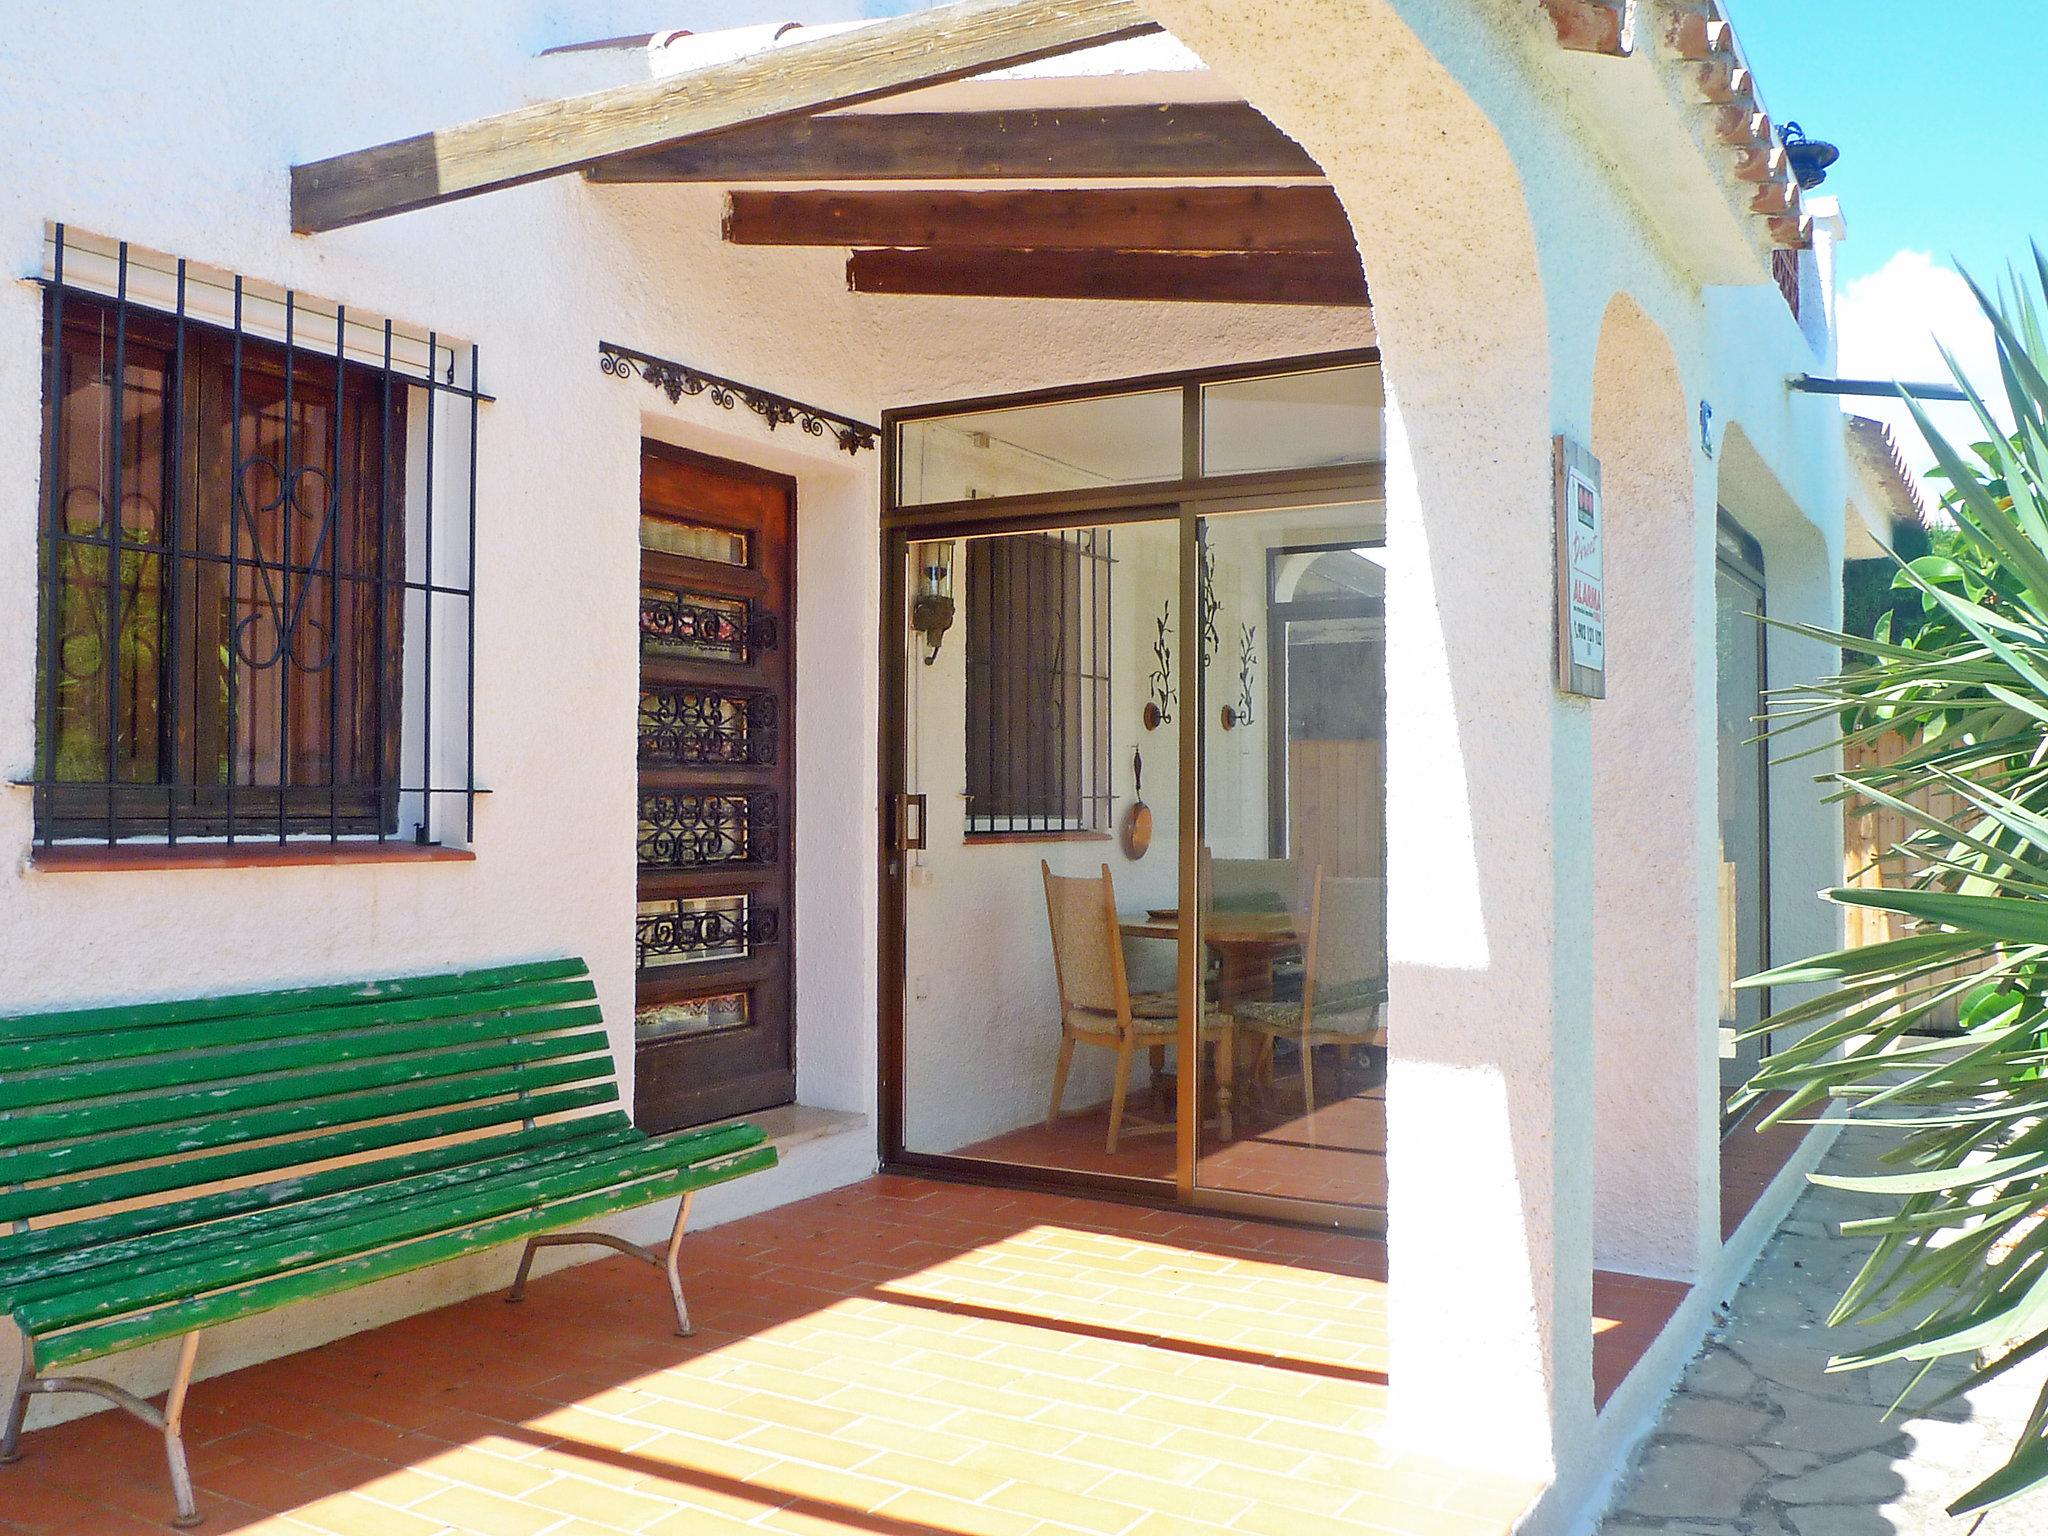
[1599,1125,2048,1536]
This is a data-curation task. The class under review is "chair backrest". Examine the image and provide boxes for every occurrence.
[1303,876,1388,1021]
[1207,855,1300,916]
[0,957,618,1230]
[1041,862,1130,1023]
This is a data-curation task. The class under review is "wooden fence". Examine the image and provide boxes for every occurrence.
[1840,733,1980,1029]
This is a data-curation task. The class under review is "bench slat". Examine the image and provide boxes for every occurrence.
[0,975,599,1075]
[6,1057,615,1185]
[0,1085,621,1226]
[36,1142,779,1370]
[0,1114,636,1282]
[0,1121,653,1303]
[0,958,590,1042]
[0,1030,612,1150]
[20,1124,772,1335]
[0,1002,605,1113]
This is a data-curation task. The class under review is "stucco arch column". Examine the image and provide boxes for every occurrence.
[1589,296,1720,1280]
[1139,0,1595,1477]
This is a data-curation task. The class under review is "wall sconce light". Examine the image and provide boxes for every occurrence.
[910,540,956,666]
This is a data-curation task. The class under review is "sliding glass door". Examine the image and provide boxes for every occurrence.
[1191,505,1388,1219]
[881,353,1389,1228]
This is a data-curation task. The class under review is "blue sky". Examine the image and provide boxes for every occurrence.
[1727,0,2048,288]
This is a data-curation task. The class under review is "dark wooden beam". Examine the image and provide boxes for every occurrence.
[292,0,1159,232]
[585,103,1322,184]
[845,248,1369,306]
[725,187,1350,253]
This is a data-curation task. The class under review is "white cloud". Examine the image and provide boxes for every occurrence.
[1834,250,2008,509]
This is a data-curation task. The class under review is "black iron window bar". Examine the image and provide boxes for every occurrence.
[636,790,780,869]
[600,342,879,456]
[638,686,778,767]
[27,225,486,849]
[964,528,1114,836]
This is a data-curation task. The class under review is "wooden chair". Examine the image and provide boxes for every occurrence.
[1231,871,1387,1118]
[1041,861,1235,1153]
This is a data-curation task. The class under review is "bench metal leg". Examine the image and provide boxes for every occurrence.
[2,1330,204,1526]
[1,1326,31,1464]
[506,1193,696,1335]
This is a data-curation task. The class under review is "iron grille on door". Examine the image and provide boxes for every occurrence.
[29,226,482,849]
[964,529,1113,835]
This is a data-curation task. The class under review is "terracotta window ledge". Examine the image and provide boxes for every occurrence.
[30,843,475,873]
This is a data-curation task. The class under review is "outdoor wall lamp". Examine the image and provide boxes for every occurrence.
[1780,122,1839,190]
[911,540,956,665]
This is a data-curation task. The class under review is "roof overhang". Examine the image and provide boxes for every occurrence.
[1844,413,1931,559]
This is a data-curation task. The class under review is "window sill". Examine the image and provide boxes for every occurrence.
[963,830,1113,847]
[29,843,475,873]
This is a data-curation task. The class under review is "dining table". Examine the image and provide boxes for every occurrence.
[1118,907,1302,1006]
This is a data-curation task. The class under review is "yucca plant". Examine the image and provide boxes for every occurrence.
[1735,248,2048,1515]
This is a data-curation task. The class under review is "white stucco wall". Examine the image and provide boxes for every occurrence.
[0,0,1361,1428]
[0,1,1858,1517]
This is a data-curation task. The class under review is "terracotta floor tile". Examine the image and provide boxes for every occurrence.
[411,1483,562,1536]
[984,1479,1149,1534]
[2,1173,1568,1536]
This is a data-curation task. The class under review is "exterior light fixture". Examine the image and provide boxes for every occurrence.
[910,541,956,665]
[1780,122,1839,190]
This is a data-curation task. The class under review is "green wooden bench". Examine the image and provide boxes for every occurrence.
[0,957,776,1526]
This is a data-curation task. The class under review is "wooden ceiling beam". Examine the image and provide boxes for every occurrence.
[585,103,1322,184]
[291,0,1159,232]
[845,248,1370,306]
[724,187,1352,254]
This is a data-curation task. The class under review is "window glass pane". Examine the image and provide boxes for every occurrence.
[640,515,749,566]
[637,990,749,1044]
[896,389,1182,506]
[640,587,752,664]
[36,292,406,838]
[1202,365,1384,476]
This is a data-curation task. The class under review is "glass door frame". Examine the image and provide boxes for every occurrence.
[1716,513,1771,1134]
[877,349,1387,1232]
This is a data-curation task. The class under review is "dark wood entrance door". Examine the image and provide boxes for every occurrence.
[635,441,796,1132]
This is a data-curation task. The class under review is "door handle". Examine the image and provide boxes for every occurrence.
[893,793,928,853]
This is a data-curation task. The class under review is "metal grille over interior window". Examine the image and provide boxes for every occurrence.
[964,529,1112,836]
[27,225,485,849]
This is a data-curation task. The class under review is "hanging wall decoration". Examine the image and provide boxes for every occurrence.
[1199,545,1222,669]
[1221,623,1257,731]
[1144,600,1175,730]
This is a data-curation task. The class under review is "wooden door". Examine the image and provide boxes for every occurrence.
[635,441,796,1131]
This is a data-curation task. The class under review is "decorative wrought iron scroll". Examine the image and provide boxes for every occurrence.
[639,687,777,767]
[1144,600,1174,731]
[637,790,779,869]
[1222,623,1257,731]
[637,900,780,969]
[640,588,778,663]
[600,342,879,456]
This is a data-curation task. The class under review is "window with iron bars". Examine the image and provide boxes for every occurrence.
[963,530,1113,836]
[29,227,482,849]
